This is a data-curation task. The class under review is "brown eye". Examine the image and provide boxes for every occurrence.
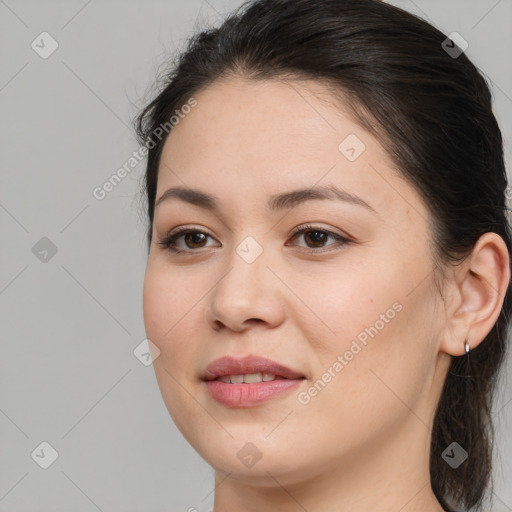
[182,232,208,249]
[158,224,351,255]
[158,229,218,253]
[288,224,351,252]
[302,230,329,248]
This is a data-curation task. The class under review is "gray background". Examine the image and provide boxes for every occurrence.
[0,0,511,511]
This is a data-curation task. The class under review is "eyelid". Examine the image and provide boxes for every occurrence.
[289,222,349,239]
[164,223,348,239]
[166,224,215,238]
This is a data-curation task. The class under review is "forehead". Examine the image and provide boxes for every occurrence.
[156,77,424,221]
[162,77,359,160]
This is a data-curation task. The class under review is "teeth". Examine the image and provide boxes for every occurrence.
[217,373,277,383]
[243,373,261,383]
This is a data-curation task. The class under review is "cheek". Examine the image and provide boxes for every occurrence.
[142,264,205,375]
[285,259,400,360]
[294,309,430,457]
[143,268,204,432]
[291,254,434,406]
[143,263,193,343]
[142,273,168,345]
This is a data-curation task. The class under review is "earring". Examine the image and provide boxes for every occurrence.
[464,338,470,354]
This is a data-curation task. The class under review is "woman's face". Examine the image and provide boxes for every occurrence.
[143,77,450,486]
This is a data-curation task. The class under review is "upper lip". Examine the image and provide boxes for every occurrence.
[201,355,305,381]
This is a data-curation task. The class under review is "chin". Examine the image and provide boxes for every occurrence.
[198,438,309,479]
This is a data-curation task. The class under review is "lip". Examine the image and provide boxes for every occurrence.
[201,355,305,381]
[201,355,306,408]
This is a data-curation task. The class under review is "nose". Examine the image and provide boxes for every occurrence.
[204,242,286,333]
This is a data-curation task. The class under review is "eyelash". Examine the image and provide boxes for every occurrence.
[157,224,351,255]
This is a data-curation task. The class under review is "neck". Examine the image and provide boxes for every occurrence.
[211,411,446,512]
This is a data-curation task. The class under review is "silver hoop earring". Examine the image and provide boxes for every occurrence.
[448,338,472,378]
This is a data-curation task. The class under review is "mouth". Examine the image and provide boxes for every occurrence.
[201,354,306,382]
[212,373,294,384]
[201,355,306,407]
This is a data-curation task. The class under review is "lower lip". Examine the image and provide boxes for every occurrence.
[204,378,304,407]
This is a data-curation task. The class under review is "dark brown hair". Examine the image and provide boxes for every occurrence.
[134,0,512,509]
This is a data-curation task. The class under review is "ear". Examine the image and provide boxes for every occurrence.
[439,232,510,356]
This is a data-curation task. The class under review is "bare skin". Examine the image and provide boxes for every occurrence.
[142,77,510,512]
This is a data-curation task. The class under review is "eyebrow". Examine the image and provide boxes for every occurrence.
[154,184,378,215]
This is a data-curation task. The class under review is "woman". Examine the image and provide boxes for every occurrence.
[134,0,512,510]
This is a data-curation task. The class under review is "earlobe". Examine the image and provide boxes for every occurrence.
[440,232,510,357]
